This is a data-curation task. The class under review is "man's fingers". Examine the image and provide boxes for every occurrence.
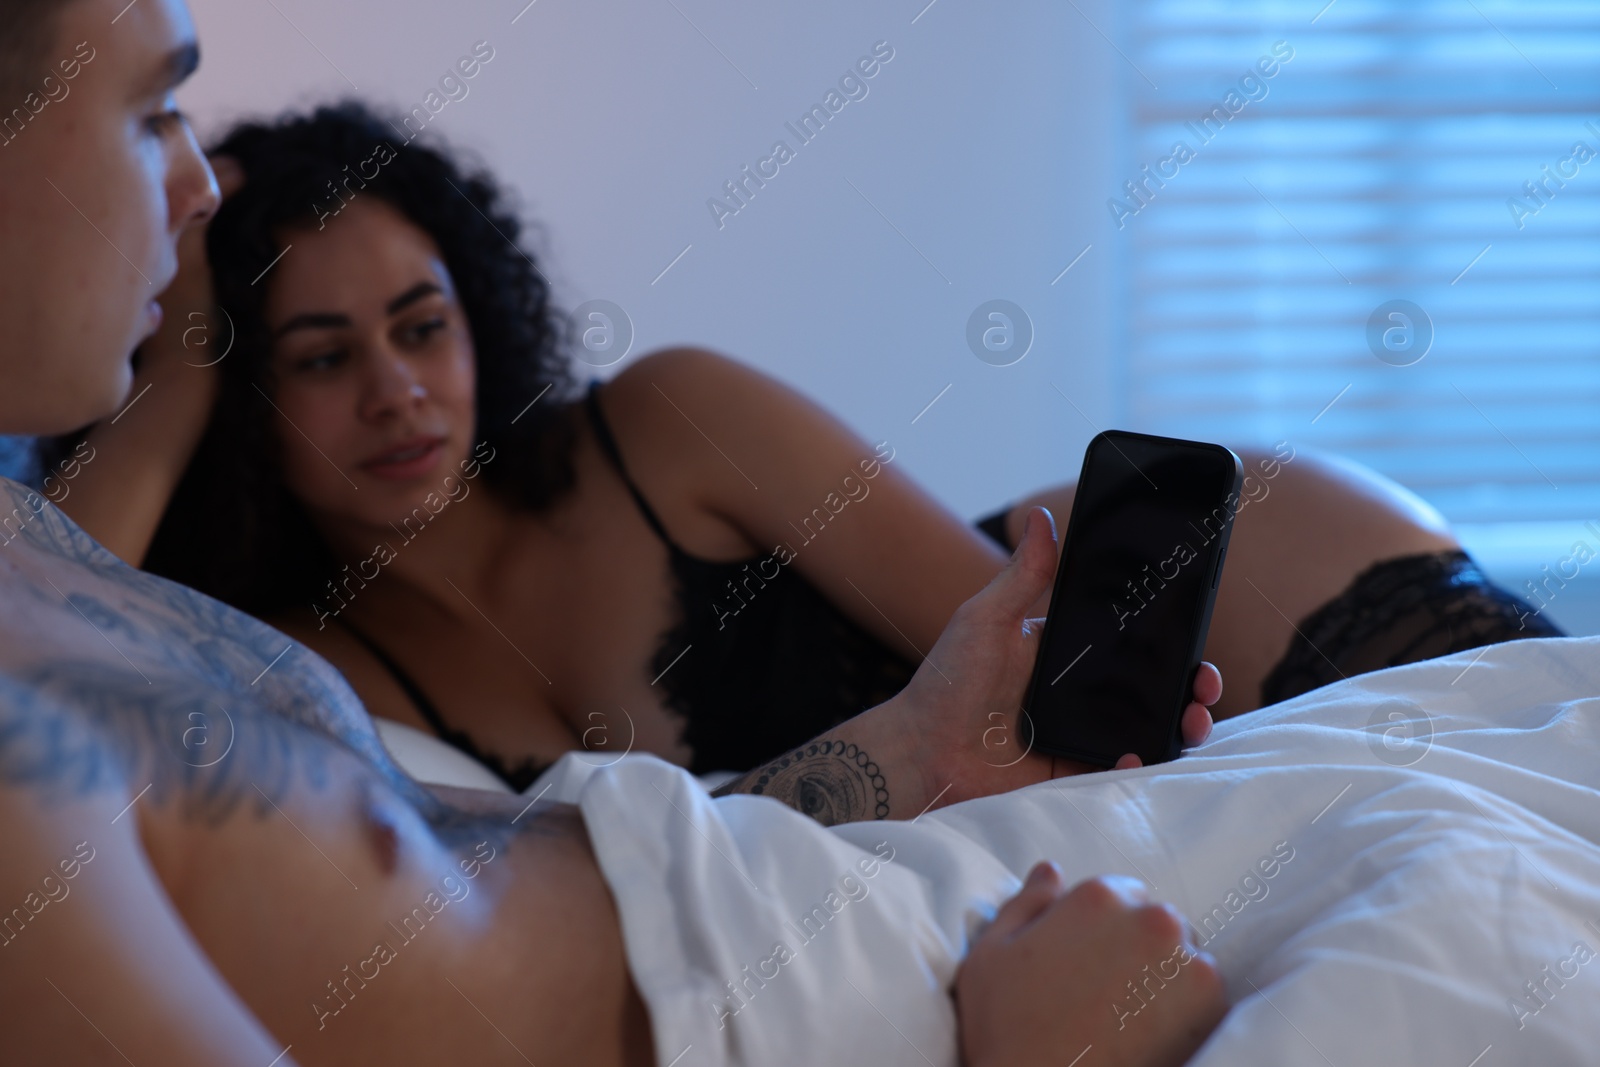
[1192,661,1223,706]
[1181,703,1213,747]
[986,861,1064,940]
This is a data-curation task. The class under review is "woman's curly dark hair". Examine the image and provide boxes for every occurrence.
[132,101,579,618]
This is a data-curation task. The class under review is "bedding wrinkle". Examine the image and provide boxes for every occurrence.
[567,636,1600,1066]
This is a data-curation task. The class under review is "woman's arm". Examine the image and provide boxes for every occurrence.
[600,347,1014,659]
[53,335,219,564]
[712,509,1221,823]
[50,158,240,566]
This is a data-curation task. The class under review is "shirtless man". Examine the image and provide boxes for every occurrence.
[0,2,1227,1064]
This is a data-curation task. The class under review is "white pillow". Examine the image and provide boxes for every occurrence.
[373,718,514,793]
[373,716,743,797]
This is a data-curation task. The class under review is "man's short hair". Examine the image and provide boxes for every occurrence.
[0,1,73,101]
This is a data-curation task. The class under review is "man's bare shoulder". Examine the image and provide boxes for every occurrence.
[0,476,405,809]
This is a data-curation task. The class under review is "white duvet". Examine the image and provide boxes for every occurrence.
[383,635,1600,1066]
[906,636,1600,1067]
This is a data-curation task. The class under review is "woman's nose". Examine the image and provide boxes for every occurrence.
[360,349,427,420]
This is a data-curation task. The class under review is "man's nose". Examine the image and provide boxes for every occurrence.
[171,127,223,232]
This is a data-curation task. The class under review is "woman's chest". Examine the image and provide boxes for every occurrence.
[351,497,706,771]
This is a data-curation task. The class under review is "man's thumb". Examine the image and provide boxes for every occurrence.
[988,506,1058,618]
[987,861,1064,940]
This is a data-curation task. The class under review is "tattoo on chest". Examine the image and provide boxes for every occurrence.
[0,480,556,849]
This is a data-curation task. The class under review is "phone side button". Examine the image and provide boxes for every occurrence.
[1212,546,1227,588]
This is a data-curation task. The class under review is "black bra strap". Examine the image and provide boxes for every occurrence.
[583,380,681,552]
[330,615,549,792]
[332,614,452,738]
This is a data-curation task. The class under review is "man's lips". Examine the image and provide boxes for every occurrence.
[359,436,447,479]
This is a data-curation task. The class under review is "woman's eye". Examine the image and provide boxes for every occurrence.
[295,350,346,373]
[406,318,447,343]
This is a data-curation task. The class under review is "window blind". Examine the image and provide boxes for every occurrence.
[1124,0,1600,523]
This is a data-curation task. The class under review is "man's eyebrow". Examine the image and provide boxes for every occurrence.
[143,40,201,96]
[387,281,444,315]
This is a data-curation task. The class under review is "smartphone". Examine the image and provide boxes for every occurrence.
[1020,430,1243,768]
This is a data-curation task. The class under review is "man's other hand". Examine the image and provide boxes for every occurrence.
[956,862,1228,1067]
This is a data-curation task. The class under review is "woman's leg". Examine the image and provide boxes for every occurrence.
[1003,445,1462,720]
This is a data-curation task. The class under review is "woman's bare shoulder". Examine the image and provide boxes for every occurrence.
[595,346,865,501]
[599,345,805,424]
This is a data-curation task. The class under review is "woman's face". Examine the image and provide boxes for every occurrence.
[262,197,479,536]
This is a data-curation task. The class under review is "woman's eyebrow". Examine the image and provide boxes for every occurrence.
[270,283,443,339]
[387,281,444,315]
[272,312,350,339]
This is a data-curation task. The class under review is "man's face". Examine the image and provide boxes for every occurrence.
[0,0,217,435]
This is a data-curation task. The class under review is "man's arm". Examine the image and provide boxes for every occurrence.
[714,508,1222,823]
[0,782,298,1066]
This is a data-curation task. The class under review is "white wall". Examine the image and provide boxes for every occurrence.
[179,0,1123,521]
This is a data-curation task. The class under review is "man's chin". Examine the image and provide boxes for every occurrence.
[50,360,137,436]
[0,325,137,434]
[0,401,109,437]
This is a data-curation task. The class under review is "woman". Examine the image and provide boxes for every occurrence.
[50,102,1558,789]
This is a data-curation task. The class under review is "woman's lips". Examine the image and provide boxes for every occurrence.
[360,437,447,481]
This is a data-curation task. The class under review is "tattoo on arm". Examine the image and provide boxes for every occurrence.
[712,738,889,825]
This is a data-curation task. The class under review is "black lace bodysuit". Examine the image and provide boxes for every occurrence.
[580,381,927,775]
[1257,549,1563,704]
[334,384,964,789]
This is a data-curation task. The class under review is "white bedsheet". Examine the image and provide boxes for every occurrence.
[568,636,1600,1067]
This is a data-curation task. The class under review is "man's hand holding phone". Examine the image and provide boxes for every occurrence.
[852,506,1221,818]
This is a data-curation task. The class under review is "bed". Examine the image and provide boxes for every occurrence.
[379,635,1600,1066]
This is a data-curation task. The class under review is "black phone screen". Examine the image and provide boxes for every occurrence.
[1022,431,1241,767]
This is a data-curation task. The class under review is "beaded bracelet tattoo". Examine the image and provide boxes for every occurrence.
[746,738,890,824]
